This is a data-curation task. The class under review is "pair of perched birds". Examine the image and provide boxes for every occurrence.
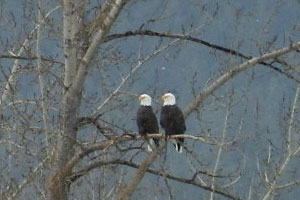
[137,93,186,153]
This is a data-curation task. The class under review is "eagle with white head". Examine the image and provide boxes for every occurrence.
[137,94,160,152]
[160,93,186,153]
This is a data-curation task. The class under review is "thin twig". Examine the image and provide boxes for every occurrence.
[36,2,50,153]
[262,84,300,200]
[210,104,230,200]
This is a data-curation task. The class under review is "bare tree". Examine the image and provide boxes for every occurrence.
[1,0,300,200]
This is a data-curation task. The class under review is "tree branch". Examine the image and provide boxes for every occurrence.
[0,55,63,64]
[70,0,129,95]
[71,159,220,182]
[36,4,50,154]
[69,159,240,200]
[103,30,250,58]
[50,133,236,199]
[62,133,223,176]
[48,132,231,199]
[103,30,300,83]
[183,41,300,118]
[119,144,165,200]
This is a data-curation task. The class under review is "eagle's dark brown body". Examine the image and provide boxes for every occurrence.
[160,104,186,152]
[137,105,159,147]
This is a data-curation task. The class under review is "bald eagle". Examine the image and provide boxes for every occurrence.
[137,94,160,152]
[160,93,186,153]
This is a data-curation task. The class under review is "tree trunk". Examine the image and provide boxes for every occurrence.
[46,0,129,199]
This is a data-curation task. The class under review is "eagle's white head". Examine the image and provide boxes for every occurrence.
[162,93,176,106]
[139,94,152,106]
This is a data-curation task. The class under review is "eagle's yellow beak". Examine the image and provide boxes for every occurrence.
[139,95,145,101]
[161,94,167,100]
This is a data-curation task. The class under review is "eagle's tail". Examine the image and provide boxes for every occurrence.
[147,138,160,152]
[172,138,184,153]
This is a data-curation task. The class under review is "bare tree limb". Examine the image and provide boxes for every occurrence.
[103,30,250,59]
[61,133,224,177]
[36,2,50,153]
[71,159,222,182]
[119,144,164,200]
[183,41,300,118]
[0,55,63,64]
[103,30,300,83]
[70,0,129,94]
[69,159,240,200]
[117,160,240,200]
[51,132,237,199]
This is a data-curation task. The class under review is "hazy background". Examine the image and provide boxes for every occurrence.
[1,0,300,199]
